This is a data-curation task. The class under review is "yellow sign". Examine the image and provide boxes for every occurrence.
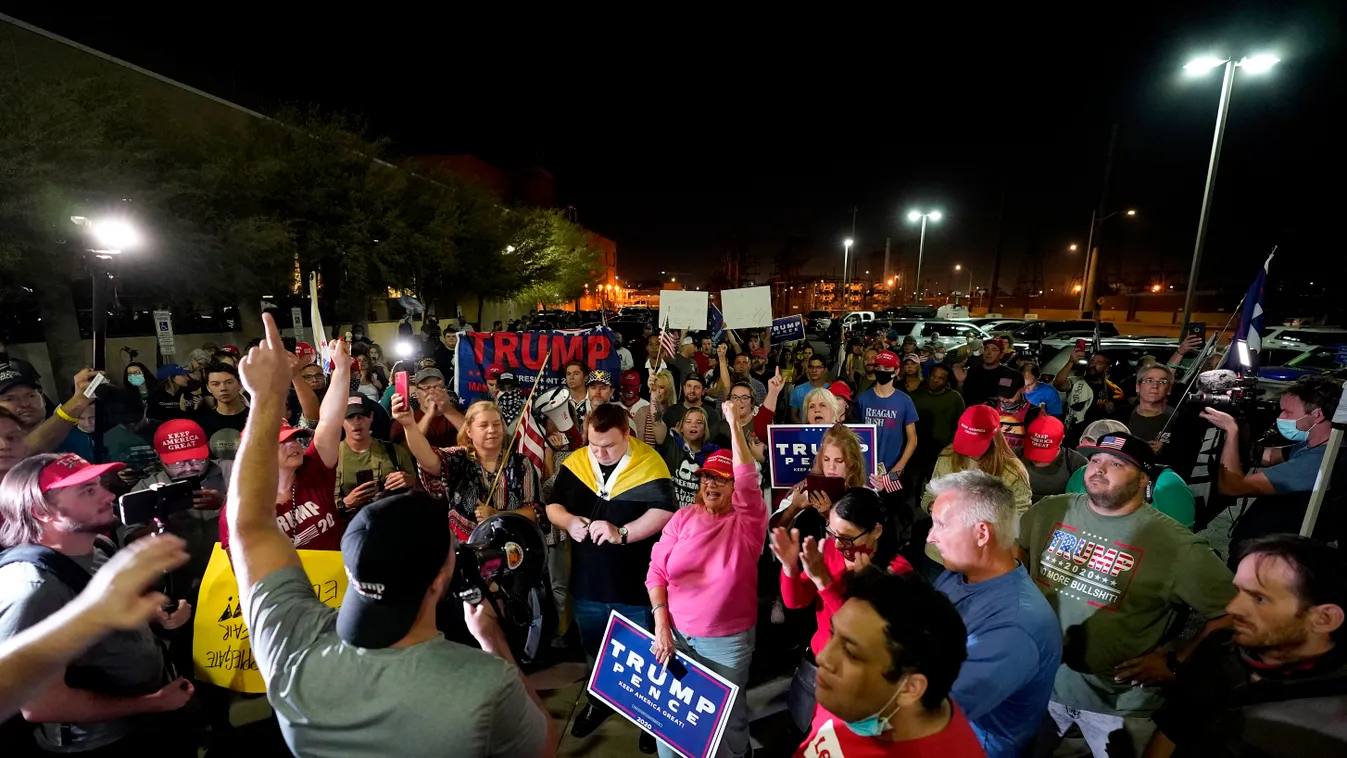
[192,545,348,693]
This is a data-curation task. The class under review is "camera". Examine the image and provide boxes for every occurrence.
[117,479,196,527]
[1187,369,1260,416]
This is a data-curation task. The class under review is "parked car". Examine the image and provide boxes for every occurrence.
[971,318,1026,335]
[1036,337,1181,387]
[841,311,876,330]
[871,319,992,351]
[806,310,833,333]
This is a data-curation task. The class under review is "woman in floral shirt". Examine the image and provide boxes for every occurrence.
[392,396,545,540]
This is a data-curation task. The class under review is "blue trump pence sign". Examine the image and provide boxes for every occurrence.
[587,612,739,758]
[767,424,879,489]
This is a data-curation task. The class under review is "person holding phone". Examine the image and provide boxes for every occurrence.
[772,424,868,530]
[646,402,768,758]
[335,396,419,517]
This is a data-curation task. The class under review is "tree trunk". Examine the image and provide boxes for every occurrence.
[32,260,86,399]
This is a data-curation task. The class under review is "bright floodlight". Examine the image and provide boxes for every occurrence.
[1126,209,1137,216]
[1236,339,1252,369]
[1240,54,1280,73]
[1185,56,1227,73]
[1069,244,1078,251]
[844,238,853,247]
[929,211,942,221]
[396,341,415,358]
[90,219,140,252]
[907,211,921,221]
[954,264,962,271]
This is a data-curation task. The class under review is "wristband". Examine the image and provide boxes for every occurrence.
[55,405,79,424]
[652,603,668,613]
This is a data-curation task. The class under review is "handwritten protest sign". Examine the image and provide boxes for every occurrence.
[192,545,348,693]
[720,286,773,328]
[588,612,738,758]
[659,290,709,331]
[766,424,880,488]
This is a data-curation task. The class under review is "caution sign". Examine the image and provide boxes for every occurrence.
[192,545,347,693]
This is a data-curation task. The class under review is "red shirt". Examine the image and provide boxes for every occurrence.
[391,409,456,448]
[794,703,986,758]
[781,540,913,657]
[218,443,342,551]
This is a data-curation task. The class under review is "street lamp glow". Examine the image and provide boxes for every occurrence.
[928,211,942,222]
[83,218,140,253]
[954,264,961,271]
[844,238,853,248]
[1239,54,1280,73]
[1125,209,1136,216]
[1185,56,1228,74]
[1068,244,1078,251]
[907,211,921,221]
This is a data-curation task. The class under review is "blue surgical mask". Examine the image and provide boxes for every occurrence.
[843,679,904,737]
[127,374,146,388]
[1276,414,1314,442]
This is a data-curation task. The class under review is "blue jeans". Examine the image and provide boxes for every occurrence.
[573,598,655,715]
[656,627,756,758]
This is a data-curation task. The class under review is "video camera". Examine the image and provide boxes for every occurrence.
[1187,369,1261,416]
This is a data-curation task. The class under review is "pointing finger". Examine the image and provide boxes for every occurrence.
[262,312,283,350]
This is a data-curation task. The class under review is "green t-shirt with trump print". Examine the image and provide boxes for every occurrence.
[1016,493,1235,717]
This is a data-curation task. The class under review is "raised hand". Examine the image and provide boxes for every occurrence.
[76,534,189,631]
[769,527,802,577]
[767,366,784,394]
[239,313,294,402]
[801,536,830,590]
[390,393,415,425]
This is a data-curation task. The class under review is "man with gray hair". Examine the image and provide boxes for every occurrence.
[926,470,1061,758]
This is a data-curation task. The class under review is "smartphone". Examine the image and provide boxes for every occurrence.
[805,474,846,501]
[1076,338,1087,352]
[356,469,376,486]
[172,475,203,493]
[117,480,195,526]
[1185,321,1206,342]
[395,371,410,405]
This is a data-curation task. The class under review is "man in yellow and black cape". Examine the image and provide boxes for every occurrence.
[544,402,676,749]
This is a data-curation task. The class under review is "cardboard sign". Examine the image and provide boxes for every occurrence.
[770,315,806,345]
[192,545,348,693]
[659,290,709,331]
[766,424,879,489]
[587,612,739,758]
[455,327,619,405]
[153,310,176,356]
[720,286,773,328]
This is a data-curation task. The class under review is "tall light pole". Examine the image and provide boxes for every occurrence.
[955,264,972,306]
[1078,209,1136,312]
[907,210,941,303]
[843,238,853,297]
[1179,53,1280,332]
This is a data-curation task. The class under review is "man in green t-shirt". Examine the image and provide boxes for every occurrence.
[1015,432,1235,758]
[336,396,418,517]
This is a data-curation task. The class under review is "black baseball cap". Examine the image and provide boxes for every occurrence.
[996,370,1026,398]
[1078,432,1158,473]
[345,395,378,418]
[0,362,40,395]
[337,493,453,649]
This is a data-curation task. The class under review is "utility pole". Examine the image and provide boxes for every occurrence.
[1083,124,1118,318]
[987,181,1007,314]
[883,237,891,306]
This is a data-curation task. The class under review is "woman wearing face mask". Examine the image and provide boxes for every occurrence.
[123,362,153,399]
[771,488,913,734]
[647,401,766,758]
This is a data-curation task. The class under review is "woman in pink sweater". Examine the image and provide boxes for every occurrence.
[647,400,766,758]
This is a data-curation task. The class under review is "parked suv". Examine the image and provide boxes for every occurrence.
[870,319,991,350]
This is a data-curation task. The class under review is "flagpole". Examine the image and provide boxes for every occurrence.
[484,348,552,509]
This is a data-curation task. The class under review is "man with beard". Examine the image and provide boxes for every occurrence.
[748,347,773,389]
[1016,432,1236,758]
[1056,349,1124,446]
[855,350,919,493]
[1146,535,1347,757]
[713,345,767,405]
[581,369,617,418]
[653,406,720,508]
[663,374,721,429]
[0,364,100,455]
[953,338,1020,406]
[219,340,351,553]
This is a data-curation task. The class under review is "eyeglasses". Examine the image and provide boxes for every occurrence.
[1139,378,1171,387]
[699,473,731,484]
[729,394,753,404]
[825,524,874,548]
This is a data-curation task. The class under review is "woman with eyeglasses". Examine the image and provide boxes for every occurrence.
[770,487,912,734]
[647,401,767,758]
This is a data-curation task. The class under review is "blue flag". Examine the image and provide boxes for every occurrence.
[708,304,725,344]
[1221,251,1274,375]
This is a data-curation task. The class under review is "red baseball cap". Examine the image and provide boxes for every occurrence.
[1024,415,1066,463]
[485,365,505,380]
[154,419,210,464]
[218,345,241,356]
[38,454,125,494]
[953,405,1001,457]
[873,350,900,371]
[620,370,641,388]
[751,348,768,358]
[695,450,734,480]
[295,342,316,358]
[828,381,853,402]
[279,421,312,444]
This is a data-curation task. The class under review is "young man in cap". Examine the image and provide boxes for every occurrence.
[925,470,1061,758]
[855,350,919,492]
[666,334,698,394]
[662,372,722,429]
[223,313,552,758]
[483,364,504,399]
[0,363,101,455]
[218,339,351,553]
[0,454,195,754]
[145,364,199,422]
[953,337,1020,406]
[1018,414,1087,498]
[391,366,464,449]
[749,346,773,389]
[617,370,657,442]
[1146,535,1347,757]
[336,396,418,516]
[1055,349,1125,446]
[988,369,1041,453]
[1015,432,1236,758]
[0,407,31,483]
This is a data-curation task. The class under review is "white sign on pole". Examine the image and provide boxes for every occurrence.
[720,286,773,328]
[291,307,305,343]
[658,290,709,330]
[153,310,176,356]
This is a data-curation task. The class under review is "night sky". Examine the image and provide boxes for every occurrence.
[5,4,1342,296]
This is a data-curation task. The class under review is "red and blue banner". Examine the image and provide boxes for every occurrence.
[587,612,739,758]
[455,327,619,405]
[766,424,880,489]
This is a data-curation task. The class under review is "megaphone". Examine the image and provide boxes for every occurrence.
[534,387,584,450]
[450,512,548,607]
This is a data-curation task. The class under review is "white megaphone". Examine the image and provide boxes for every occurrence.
[536,387,583,450]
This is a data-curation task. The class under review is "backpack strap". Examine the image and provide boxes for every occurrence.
[0,545,95,594]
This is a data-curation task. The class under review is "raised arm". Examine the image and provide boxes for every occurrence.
[25,369,98,454]
[763,367,784,414]
[1054,349,1084,391]
[311,339,352,469]
[228,313,304,596]
[290,360,321,424]
[390,394,443,477]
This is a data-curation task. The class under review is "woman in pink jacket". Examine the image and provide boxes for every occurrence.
[647,400,766,758]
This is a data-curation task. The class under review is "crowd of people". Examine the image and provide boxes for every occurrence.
[0,312,1341,758]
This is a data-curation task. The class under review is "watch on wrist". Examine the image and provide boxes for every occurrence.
[620,526,629,545]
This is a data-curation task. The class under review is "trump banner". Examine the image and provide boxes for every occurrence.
[193,546,348,693]
[455,326,620,405]
[767,424,880,489]
[769,315,805,345]
[588,612,739,758]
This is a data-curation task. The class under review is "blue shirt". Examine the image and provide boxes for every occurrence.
[936,565,1062,758]
[855,388,919,469]
[1025,382,1063,418]
[1264,440,1331,494]
[790,381,827,411]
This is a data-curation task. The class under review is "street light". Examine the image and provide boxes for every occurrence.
[1078,208,1137,313]
[843,238,854,291]
[1179,51,1280,332]
[907,210,941,302]
[1068,244,1078,251]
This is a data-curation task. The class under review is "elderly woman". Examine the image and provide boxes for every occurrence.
[393,395,543,540]
[647,400,766,758]
[801,385,844,425]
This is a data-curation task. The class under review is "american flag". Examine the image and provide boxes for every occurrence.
[1221,250,1275,375]
[875,471,904,493]
[517,395,548,473]
[1097,436,1127,451]
[659,320,677,359]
